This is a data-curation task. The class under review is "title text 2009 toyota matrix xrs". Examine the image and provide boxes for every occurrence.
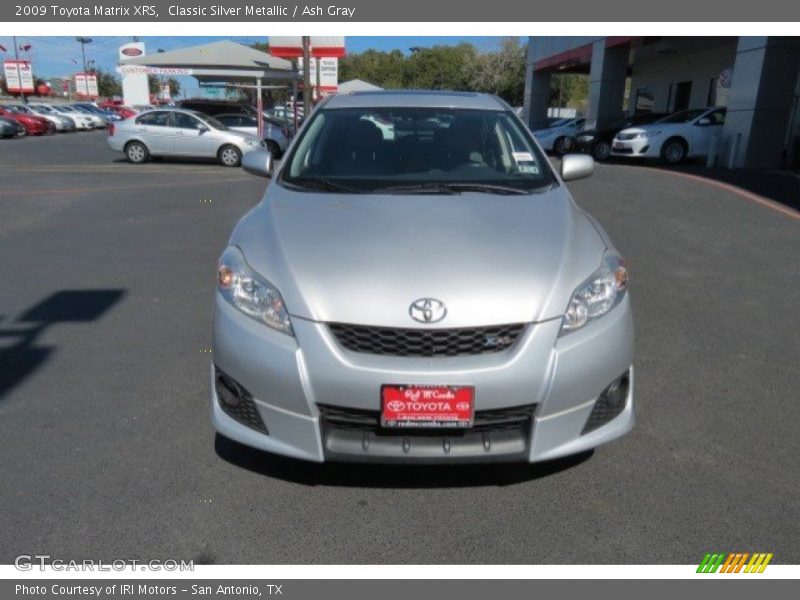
[212,91,634,463]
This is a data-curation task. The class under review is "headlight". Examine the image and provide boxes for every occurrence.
[577,134,595,143]
[244,138,259,146]
[217,246,293,336]
[560,252,628,335]
[636,130,661,139]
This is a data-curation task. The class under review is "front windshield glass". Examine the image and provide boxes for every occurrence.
[657,109,707,124]
[281,107,555,194]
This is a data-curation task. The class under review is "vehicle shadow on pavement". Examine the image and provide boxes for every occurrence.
[0,290,125,400]
[214,434,593,488]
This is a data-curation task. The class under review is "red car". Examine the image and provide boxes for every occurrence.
[99,102,137,120]
[0,106,55,135]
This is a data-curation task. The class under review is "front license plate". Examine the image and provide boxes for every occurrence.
[613,143,625,150]
[381,385,474,429]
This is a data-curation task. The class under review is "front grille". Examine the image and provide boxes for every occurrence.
[318,403,536,462]
[319,404,535,434]
[612,146,634,154]
[328,323,526,357]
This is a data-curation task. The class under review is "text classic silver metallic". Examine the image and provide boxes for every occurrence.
[212,91,634,463]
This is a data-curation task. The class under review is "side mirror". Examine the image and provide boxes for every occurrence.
[560,154,594,182]
[197,124,209,133]
[241,147,274,178]
[696,117,711,126]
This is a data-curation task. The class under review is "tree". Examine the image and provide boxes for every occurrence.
[464,37,526,105]
[402,43,476,90]
[95,69,122,98]
[339,49,405,89]
[550,74,589,113]
[165,77,181,98]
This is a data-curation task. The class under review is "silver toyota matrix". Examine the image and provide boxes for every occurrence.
[212,91,634,464]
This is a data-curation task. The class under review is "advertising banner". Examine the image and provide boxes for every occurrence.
[74,72,88,96]
[86,73,99,97]
[298,57,339,93]
[3,59,34,92]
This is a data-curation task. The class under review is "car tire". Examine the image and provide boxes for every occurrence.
[218,145,242,167]
[264,139,281,158]
[660,138,687,165]
[592,141,612,161]
[553,136,572,156]
[125,141,149,164]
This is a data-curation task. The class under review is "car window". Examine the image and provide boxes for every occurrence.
[136,112,170,127]
[282,106,555,193]
[171,112,204,130]
[657,109,707,124]
[706,109,726,125]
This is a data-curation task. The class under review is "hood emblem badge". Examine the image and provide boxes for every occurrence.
[409,298,447,324]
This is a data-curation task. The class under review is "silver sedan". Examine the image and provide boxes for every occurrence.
[107,109,263,167]
[211,91,634,464]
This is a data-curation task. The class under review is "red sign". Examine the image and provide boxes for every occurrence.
[121,47,143,57]
[381,385,474,428]
[269,36,346,58]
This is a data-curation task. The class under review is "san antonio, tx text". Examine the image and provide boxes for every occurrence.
[17,584,281,596]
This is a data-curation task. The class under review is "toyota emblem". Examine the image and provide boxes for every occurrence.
[409,298,447,324]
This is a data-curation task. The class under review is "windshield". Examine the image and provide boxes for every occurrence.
[657,109,707,124]
[281,107,555,194]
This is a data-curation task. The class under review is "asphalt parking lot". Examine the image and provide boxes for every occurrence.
[1,131,798,564]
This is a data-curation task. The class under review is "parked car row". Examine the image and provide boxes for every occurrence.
[533,106,727,165]
[0,101,129,137]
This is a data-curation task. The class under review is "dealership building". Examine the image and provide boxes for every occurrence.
[523,37,800,169]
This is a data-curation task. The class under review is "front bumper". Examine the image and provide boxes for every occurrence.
[610,137,659,158]
[211,293,634,463]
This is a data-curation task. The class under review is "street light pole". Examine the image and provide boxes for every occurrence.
[302,36,312,117]
[76,37,92,73]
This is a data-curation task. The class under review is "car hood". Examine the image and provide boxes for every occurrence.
[617,123,681,137]
[221,129,258,142]
[229,184,608,328]
[534,126,574,137]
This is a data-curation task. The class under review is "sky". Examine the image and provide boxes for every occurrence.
[0,36,512,80]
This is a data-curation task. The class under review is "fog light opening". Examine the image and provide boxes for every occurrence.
[214,367,268,434]
[581,371,630,435]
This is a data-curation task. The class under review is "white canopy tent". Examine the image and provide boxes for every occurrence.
[120,40,300,136]
[337,79,383,93]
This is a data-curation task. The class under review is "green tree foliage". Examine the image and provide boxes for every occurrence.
[165,77,181,98]
[95,69,122,98]
[550,74,589,113]
[339,49,406,89]
[336,38,529,105]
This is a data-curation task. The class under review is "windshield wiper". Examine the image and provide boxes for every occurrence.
[282,178,363,193]
[438,183,530,195]
[372,182,460,195]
